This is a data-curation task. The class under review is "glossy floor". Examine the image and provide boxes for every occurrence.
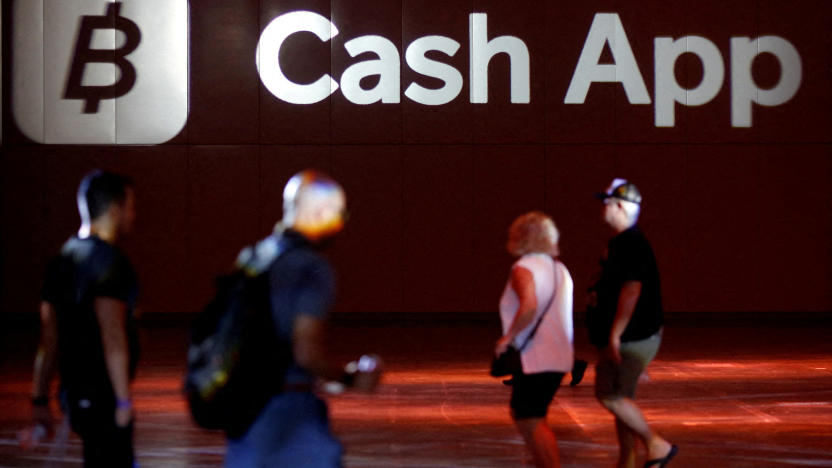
[1,319,830,467]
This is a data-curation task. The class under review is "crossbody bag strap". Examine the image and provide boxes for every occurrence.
[516,261,560,352]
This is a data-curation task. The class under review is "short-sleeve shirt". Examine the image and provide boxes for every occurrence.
[588,226,663,347]
[499,253,574,374]
[265,231,335,386]
[41,235,139,399]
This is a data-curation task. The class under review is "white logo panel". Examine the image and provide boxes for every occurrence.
[12,0,189,144]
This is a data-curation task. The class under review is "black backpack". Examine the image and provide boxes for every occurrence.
[184,240,292,437]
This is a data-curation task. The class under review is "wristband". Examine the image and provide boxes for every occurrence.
[116,398,132,410]
[32,396,49,407]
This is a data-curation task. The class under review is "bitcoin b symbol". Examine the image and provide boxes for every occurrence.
[64,2,141,113]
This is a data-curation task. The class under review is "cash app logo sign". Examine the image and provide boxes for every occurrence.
[64,3,142,114]
[13,1,189,144]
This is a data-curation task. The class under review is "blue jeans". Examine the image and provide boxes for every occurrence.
[226,392,342,468]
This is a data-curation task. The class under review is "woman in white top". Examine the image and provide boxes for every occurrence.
[495,212,574,468]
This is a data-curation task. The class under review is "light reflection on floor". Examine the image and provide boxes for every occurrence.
[1,322,830,467]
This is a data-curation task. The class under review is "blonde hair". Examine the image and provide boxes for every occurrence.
[507,211,560,257]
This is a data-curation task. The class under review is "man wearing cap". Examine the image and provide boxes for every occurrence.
[588,179,677,468]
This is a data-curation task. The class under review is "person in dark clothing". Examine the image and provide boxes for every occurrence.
[224,170,380,468]
[27,171,139,467]
[588,179,677,468]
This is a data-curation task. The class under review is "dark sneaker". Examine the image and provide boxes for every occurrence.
[570,359,588,387]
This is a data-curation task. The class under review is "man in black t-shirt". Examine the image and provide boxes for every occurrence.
[28,171,139,467]
[588,179,678,468]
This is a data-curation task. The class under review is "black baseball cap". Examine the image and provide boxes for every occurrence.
[595,178,642,204]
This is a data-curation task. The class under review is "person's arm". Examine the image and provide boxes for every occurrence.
[292,314,339,381]
[31,301,58,429]
[95,297,132,427]
[293,314,381,392]
[287,257,381,392]
[607,280,642,362]
[33,302,58,400]
[495,266,538,356]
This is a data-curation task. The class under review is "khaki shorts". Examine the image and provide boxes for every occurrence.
[595,332,661,400]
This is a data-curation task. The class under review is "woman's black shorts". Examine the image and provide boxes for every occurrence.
[510,372,565,419]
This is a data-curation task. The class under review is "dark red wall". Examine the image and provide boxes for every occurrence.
[2,0,831,317]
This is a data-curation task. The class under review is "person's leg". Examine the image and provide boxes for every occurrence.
[596,334,673,463]
[514,417,560,468]
[614,417,637,468]
[510,373,564,468]
[79,426,134,467]
[70,397,134,468]
[269,394,342,468]
[600,395,671,462]
[227,393,342,468]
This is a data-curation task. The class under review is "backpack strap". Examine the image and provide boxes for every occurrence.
[235,231,302,277]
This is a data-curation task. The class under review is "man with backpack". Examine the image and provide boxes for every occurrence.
[217,170,380,467]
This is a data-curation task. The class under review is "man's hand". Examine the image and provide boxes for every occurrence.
[607,280,641,364]
[115,406,133,428]
[19,405,54,450]
[348,355,383,392]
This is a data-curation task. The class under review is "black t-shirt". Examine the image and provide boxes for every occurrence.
[265,231,333,386]
[41,236,139,401]
[588,226,663,347]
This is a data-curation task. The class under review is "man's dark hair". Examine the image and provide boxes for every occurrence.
[77,170,134,220]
